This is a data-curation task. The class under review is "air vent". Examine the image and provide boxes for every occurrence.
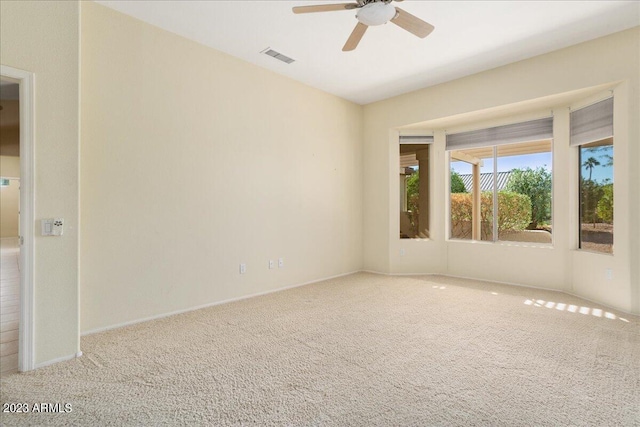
[261,48,295,64]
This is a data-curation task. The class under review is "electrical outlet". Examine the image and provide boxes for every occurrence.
[400,248,405,256]
[239,263,246,274]
[269,260,275,269]
[278,258,284,268]
[41,218,64,236]
[605,268,613,280]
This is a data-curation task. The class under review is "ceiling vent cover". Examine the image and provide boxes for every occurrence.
[261,48,295,64]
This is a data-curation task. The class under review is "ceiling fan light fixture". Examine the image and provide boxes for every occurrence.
[356,2,396,26]
[292,1,434,51]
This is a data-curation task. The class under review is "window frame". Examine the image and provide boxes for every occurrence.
[570,96,614,255]
[399,138,432,240]
[577,139,614,255]
[447,138,554,246]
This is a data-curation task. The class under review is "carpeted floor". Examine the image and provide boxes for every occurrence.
[1,273,639,426]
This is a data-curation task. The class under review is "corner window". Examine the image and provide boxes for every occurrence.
[447,117,553,244]
[400,135,432,239]
[571,97,614,254]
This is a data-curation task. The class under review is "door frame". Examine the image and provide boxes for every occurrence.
[1,65,35,371]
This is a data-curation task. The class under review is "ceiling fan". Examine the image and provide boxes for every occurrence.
[292,0,434,51]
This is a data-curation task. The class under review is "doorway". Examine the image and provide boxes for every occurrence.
[0,79,21,376]
[0,65,34,373]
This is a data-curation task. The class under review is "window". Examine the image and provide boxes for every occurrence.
[449,150,493,240]
[447,118,553,244]
[571,97,614,254]
[399,135,432,239]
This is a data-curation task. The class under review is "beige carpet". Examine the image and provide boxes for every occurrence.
[1,273,639,426]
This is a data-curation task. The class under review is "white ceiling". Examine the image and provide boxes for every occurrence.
[96,1,639,105]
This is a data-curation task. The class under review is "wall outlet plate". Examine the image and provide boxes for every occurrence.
[239,263,246,274]
[269,260,275,269]
[41,218,64,236]
[52,218,64,236]
[278,258,284,268]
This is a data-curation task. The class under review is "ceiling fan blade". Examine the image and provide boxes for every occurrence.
[391,7,434,38]
[292,3,358,14]
[343,22,368,51]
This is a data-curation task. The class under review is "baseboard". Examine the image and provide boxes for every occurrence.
[80,269,637,338]
[81,270,360,337]
[361,270,448,277]
[360,269,387,275]
[364,270,637,316]
[560,290,637,317]
[426,272,637,317]
[439,272,567,293]
[34,352,80,370]
[357,271,635,318]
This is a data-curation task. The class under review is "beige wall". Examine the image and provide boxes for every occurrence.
[80,2,363,333]
[1,155,20,237]
[0,180,19,238]
[0,155,19,178]
[0,100,20,238]
[0,1,80,363]
[0,181,19,238]
[363,28,640,314]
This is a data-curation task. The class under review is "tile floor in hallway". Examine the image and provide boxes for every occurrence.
[1,237,20,376]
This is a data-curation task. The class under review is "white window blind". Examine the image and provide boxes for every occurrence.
[399,135,434,144]
[570,97,613,147]
[446,117,553,150]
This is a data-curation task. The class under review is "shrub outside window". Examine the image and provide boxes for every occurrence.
[447,117,553,244]
[450,141,552,243]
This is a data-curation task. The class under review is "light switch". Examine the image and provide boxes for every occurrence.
[41,219,53,236]
[41,218,64,236]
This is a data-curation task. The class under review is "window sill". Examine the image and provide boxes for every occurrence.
[447,238,554,250]
[574,249,614,257]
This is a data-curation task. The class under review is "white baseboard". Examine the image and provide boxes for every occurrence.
[437,273,638,315]
[80,268,637,339]
[81,270,360,337]
[34,352,80,370]
[360,269,386,275]
[362,270,636,316]
[439,272,566,293]
[559,290,636,316]
[360,270,447,277]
